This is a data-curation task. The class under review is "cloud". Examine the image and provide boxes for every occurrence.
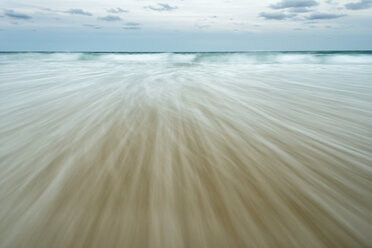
[65,9,92,16]
[344,0,372,10]
[41,7,53,11]
[4,10,32,19]
[146,3,178,11]
[259,12,296,20]
[83,24,101,29]
[306,12,346,20]
[123,27,141,30]
[107,8,128,13]
[325,0,338,5]
[270,0,318,9]
[197,25,209,29]
[123,22,141,30]
[125,22,140,26]
[289,7,312,12]
[122,22,141,29]
[98,15,122,21]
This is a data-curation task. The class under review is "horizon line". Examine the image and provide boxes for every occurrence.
[1,50,372,53]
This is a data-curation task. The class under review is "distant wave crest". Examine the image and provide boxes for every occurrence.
[1,51,372,65]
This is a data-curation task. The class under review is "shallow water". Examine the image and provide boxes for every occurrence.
[0,52,372,247]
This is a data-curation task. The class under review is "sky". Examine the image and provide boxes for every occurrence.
[0,0,372,51]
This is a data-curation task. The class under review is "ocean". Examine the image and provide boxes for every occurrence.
[0,51,371,247]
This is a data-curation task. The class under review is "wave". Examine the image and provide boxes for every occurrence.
[1,51,372,65]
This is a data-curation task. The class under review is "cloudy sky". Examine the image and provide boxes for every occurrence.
[1,0,371,51]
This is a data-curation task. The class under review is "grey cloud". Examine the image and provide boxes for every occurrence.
[107,8,128,13]
[83,24,101,29]
[306,12,346,19]
[259,12,296,20]
[270,0,318,9]
[98,15,122,21]
[123,27,141,30]
[325,0,338,5]
[304,21,317,24]
[196,24,209,29]
[38,7,59,13]
[4,10,32,19]
[146,3,178,11]
[125,22,140,26]
[289,7,312,12]
[345,0,372,10]
[65,9,92,16]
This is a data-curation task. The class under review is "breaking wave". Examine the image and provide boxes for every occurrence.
[1,51,372,65]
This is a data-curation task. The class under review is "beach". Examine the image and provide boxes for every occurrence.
[0,52,371,247]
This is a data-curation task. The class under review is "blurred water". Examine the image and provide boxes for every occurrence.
[0,52,372,247]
